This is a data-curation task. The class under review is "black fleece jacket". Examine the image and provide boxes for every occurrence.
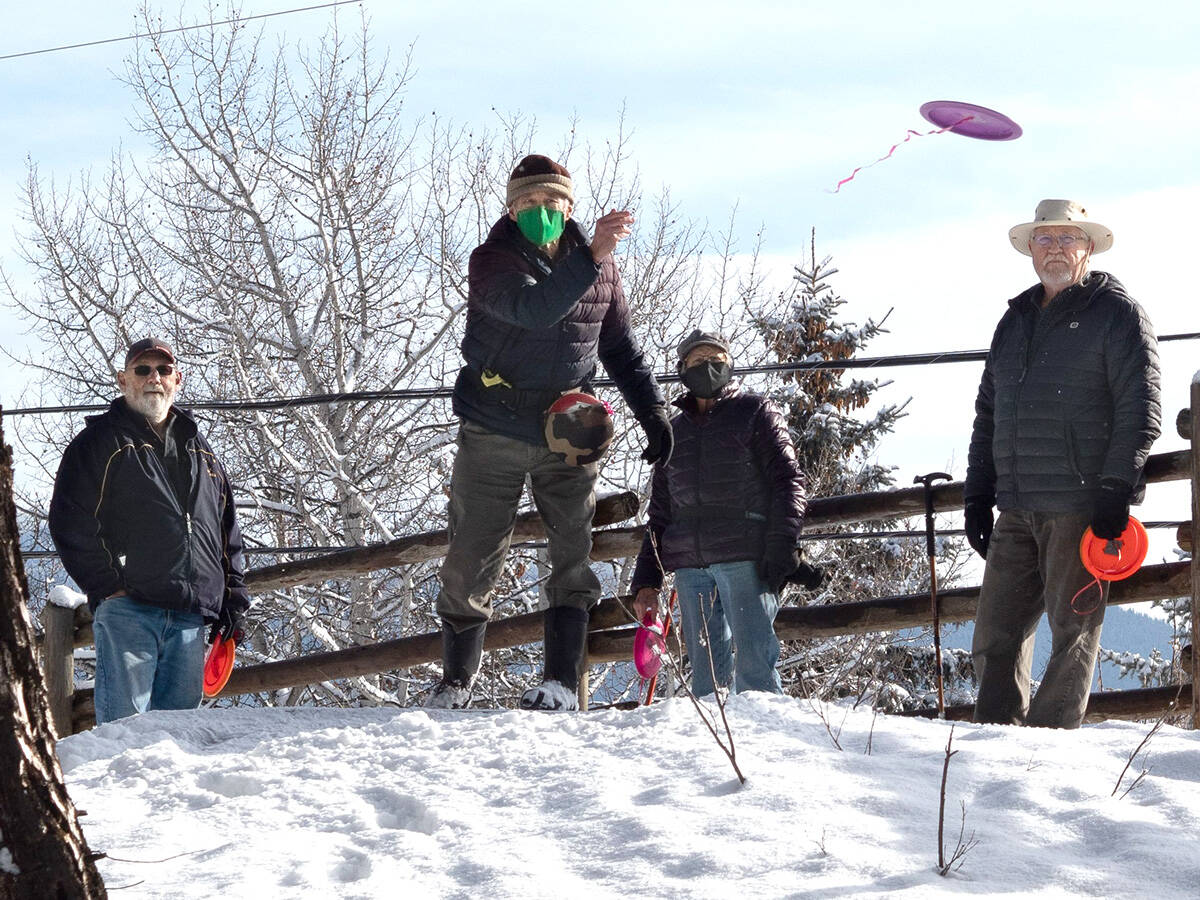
[49,399,250,620]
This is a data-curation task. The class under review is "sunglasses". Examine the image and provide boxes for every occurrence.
[132,363,176,377]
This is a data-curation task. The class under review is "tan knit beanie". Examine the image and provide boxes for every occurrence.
[506,154,574,207]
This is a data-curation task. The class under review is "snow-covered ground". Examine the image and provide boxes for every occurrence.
[59,696,1200,899]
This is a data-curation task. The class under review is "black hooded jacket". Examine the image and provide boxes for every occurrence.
[452,215,665,444]
[49,399,250,620]
[631,383,806,587]
[964,271,1161,511]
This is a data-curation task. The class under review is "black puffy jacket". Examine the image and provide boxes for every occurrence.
[631,383,806,588]
[453,216,665,444]
[965,272,1161,512]
[48,399,250,620]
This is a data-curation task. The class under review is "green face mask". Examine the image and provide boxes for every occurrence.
[515,206,566,246]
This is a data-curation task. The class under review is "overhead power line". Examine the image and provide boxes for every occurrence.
[3,331,1198,418]
[0,1,363,62]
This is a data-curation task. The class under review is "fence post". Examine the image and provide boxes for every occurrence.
[1190,376,1200,728]
[40,603,76,738]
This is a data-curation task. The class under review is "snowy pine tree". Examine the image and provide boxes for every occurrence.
[754,234,974,710]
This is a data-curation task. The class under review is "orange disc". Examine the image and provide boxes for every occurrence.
[203,636,237,698]
[1079,517,1148,582]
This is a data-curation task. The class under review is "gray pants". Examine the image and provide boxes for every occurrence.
[972,509,1107,729]
[438,420,601,632]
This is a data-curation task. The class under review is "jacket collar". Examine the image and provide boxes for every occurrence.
[93,397,199,440]
[1009,271,1121,315]
[490,215,588,265]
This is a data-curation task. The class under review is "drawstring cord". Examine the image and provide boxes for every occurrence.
[1073,537,1125,615]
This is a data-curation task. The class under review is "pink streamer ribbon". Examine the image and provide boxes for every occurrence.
[830,115,974,193]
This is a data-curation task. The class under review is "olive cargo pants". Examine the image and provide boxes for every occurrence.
[972,510,1108,729]
[438,420,601,632]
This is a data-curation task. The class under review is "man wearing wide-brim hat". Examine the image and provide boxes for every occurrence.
[963,199,1161,728]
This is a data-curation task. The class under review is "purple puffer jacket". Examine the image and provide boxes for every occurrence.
[453,215,664,445]
[630,383,806,588]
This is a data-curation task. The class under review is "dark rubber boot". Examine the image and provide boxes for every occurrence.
[425,622,486,709]
[542,606,589,690]
[520,606,589,711]
[442,621,486,685]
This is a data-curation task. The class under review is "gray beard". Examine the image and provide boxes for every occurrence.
[127,392,171,424]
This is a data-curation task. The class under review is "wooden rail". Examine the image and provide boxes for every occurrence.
[39,440,1198,733]
[899,683,1193,724]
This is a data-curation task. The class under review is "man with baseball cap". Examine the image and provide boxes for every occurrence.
[963,200,1161,728]
[49,337,250,724]
[630,329,809,696]
[429,153,672,711]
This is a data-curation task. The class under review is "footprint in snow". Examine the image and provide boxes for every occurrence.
[360,786,441,834]
[195,770,267,798]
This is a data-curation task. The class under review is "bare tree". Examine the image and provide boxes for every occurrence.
[4,5,770,710]
[0,420,107,898]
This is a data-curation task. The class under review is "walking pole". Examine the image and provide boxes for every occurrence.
[915,472,952,718]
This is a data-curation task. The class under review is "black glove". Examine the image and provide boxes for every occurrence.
[209,607,245,645]
[639,407,674,465]
[1091,479,1132,540]
[787,557,827,591]
[963,496,995,559]
[758,539,800,593]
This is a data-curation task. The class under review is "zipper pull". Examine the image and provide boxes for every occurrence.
[186,513,193,534]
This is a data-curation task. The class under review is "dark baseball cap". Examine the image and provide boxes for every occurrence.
[125,337,176,366]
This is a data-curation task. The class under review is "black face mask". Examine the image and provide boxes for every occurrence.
[681,361,732,399]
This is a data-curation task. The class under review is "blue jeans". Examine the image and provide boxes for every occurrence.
[674,560,782,696]
[92,595,207,724]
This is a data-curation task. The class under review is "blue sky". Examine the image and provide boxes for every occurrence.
[1,1,1196,558]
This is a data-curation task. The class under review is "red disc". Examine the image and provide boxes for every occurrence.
[203,636,237,698]
[1079,517,1148,582]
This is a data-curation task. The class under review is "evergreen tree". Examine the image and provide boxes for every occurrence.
[754,234,974,710]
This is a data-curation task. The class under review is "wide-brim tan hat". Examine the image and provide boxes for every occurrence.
[1008,199,1113,256]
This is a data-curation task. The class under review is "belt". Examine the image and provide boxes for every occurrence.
[477,370,574,412]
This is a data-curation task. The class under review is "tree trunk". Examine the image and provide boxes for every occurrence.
[0,416,107,899]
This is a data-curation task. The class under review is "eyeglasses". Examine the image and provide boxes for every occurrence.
[132,363,176,377]
[1031,233,1089,249]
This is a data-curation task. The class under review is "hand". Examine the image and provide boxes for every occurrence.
[209,607,245,645]
[632,587,661,622]
[963,496,995,559]
[758,539,800,594]
[639,407,674,465]
[1091,479,1132,540]
[787,558,827,591]
[590,209,634,262]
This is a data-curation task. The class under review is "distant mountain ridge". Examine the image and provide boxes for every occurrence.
[939,604,1178,689]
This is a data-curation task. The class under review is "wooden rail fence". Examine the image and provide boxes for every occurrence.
[37,401,1200,736]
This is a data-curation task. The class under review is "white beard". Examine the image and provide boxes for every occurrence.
[128,391,171,423]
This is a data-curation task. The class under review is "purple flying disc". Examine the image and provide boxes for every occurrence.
[919,100,1022,141]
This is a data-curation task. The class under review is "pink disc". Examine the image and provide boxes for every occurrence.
[633,612,666,679]
[919,100,1022,141]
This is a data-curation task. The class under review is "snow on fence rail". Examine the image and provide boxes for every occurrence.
[35,411,1200,736]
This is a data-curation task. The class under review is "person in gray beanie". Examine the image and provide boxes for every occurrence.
[630,330,810,696]
[964,199,1160,728]
[428,154,672,711]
